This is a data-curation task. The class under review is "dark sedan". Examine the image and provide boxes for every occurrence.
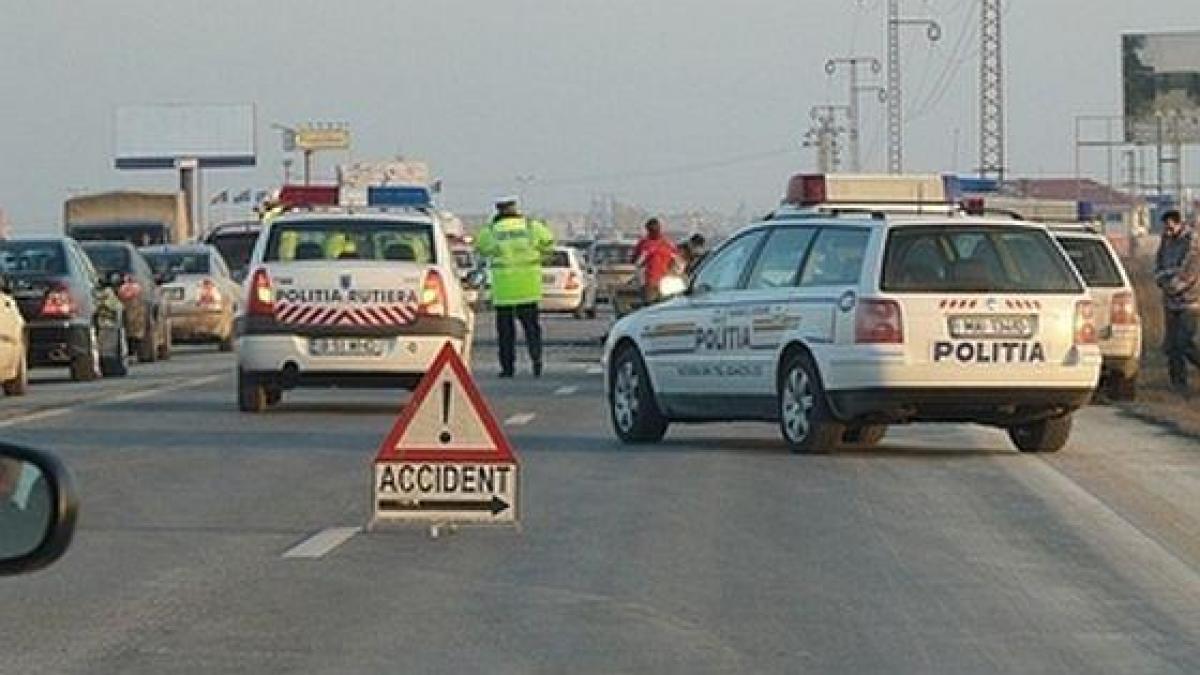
[82,241,172,363]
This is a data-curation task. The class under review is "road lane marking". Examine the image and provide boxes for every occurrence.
[0,374,223,429]
[505,413,536,426]
[586,365,604,375]
[554,386,578,395]
[282,527,361,559]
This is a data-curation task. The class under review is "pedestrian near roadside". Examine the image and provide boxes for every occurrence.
[474,197,555,378]
[632,218,682,304]
[681,232,708,276]
[1154,209,1200,397]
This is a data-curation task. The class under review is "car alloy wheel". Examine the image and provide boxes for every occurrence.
[781,366,815,444]
[612,360,639,434]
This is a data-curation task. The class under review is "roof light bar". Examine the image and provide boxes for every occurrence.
[278,185,339,208]
[367,185,432,209]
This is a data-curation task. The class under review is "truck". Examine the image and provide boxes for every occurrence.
[64,191,190,246]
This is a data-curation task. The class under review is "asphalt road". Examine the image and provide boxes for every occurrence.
[2,336,1199,674]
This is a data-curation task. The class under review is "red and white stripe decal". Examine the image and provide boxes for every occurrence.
[274,302,418,326]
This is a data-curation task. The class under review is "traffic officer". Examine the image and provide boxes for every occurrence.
[475,197,555,378]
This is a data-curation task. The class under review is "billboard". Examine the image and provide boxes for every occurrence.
[1123,31,1200,144]
[115,104,256,169]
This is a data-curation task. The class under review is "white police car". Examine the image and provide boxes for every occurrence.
[603,175,1102,454]
[236,185,474,412]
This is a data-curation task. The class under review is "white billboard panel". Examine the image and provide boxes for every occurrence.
[115,104,256,169]
[1123,31,1200,144]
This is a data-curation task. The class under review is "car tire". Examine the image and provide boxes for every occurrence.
[1105,373,1137,401]
[609,345,669,443]
[70,327,102,382]
[157,321,172,360]
[3,348,28,396]
[238,369,268,413]
[585,308,597,319]
[778,352,843,454]
[218,333,234,352]
[265,386,283,408]
[843,424,887,447]
[138,319,158,363]
[101,324,129,378]
[1007,413,1072,453]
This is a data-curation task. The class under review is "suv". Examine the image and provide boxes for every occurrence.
[603,211,1102,454]
[235,209,475,412]
[81,241,172,363]
[1049,224,1142,400]
[0,238,127,381]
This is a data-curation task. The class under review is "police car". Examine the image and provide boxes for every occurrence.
[603,174,1102,454]
[235,185,474,412]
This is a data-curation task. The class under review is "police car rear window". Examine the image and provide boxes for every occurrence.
[882,226,1082,293]
[1055,236,1123,288]
[265,220,436,264]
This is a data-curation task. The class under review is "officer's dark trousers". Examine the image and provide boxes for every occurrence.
[496,303,542,374]
[1163,307,1200,389]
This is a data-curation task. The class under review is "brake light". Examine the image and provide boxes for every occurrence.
[1074,300,1097,345]
[565,271,580,290]
[247,268,274,317]
[197,278,220,307]
[40,284,74,319]
[117,274,141,302]
[1110,291,1138,326]
[855,298,904,344]
[419,269,447,316]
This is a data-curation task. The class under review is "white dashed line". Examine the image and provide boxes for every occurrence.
[0,375,224,429]
[282,527,361,559]
[504,413,537,426]
[586,365,604,375]
[554,386,578,396]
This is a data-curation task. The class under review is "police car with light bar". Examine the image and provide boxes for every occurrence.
[235,185,474,412]
[603,174,1102,454]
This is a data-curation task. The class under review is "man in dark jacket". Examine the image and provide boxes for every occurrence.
[1154,209,1200,396]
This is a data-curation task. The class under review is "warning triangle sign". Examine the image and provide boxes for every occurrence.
[375,342,516,463]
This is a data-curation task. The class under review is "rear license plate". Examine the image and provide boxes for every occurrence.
[165,288,184,301]
[948,314,1036,339]
[309,337,385,357]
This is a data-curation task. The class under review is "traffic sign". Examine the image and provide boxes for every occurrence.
[373,343,518,526]
[296,124,351,151]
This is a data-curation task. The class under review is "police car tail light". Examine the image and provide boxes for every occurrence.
[1074,300,1098,345]
[197,278,220,307]
[247,268,274,317]
[1110,291,1138,325]
[40,284,75,319]
[565,271,580,290]
[419,270,447,316]
[855,298,904,344]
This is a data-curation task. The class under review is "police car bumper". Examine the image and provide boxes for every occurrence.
[236,315,469,389]
[826,386,1095,426]
[540,291,583,312]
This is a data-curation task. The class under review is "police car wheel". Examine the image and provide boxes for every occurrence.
[1007,413,1072,453]
[778,353,842,454]
[609,346,668,443]
[237,369,268,413]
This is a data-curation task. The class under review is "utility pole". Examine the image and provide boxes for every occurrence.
[886,0,941,173]
[803,105,849,172]
[979,0,1005,180]
[825,56,884,172]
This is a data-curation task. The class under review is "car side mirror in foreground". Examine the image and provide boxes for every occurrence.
[0,443,79,576]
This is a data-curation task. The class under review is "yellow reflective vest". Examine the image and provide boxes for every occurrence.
[475,216,554,307]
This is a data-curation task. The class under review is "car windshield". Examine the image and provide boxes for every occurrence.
[143,251,211,275]
[81,245,131,275]
[1056,236,1124,288]
[0,242,67,275]
[209,232,258,277]
[882,225,1082,293]
[265,220,436,264]
[592,244,634,266]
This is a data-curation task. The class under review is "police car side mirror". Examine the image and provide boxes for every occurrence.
[0,443,79,577]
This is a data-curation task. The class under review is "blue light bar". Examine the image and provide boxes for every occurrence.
[367,185,432,208]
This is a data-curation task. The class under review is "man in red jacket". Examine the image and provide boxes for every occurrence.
[631,218,681,304]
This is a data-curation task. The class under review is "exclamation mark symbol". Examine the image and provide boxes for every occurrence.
[438,381,453,444]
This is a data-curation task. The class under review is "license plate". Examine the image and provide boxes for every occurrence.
[165,288,184,301]
[309,337,385,357]
[947,314,1036,339]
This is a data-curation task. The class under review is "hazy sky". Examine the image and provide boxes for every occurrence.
[1,0,1196,232]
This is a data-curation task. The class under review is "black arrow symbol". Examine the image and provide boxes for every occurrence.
[378,495,510,516]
